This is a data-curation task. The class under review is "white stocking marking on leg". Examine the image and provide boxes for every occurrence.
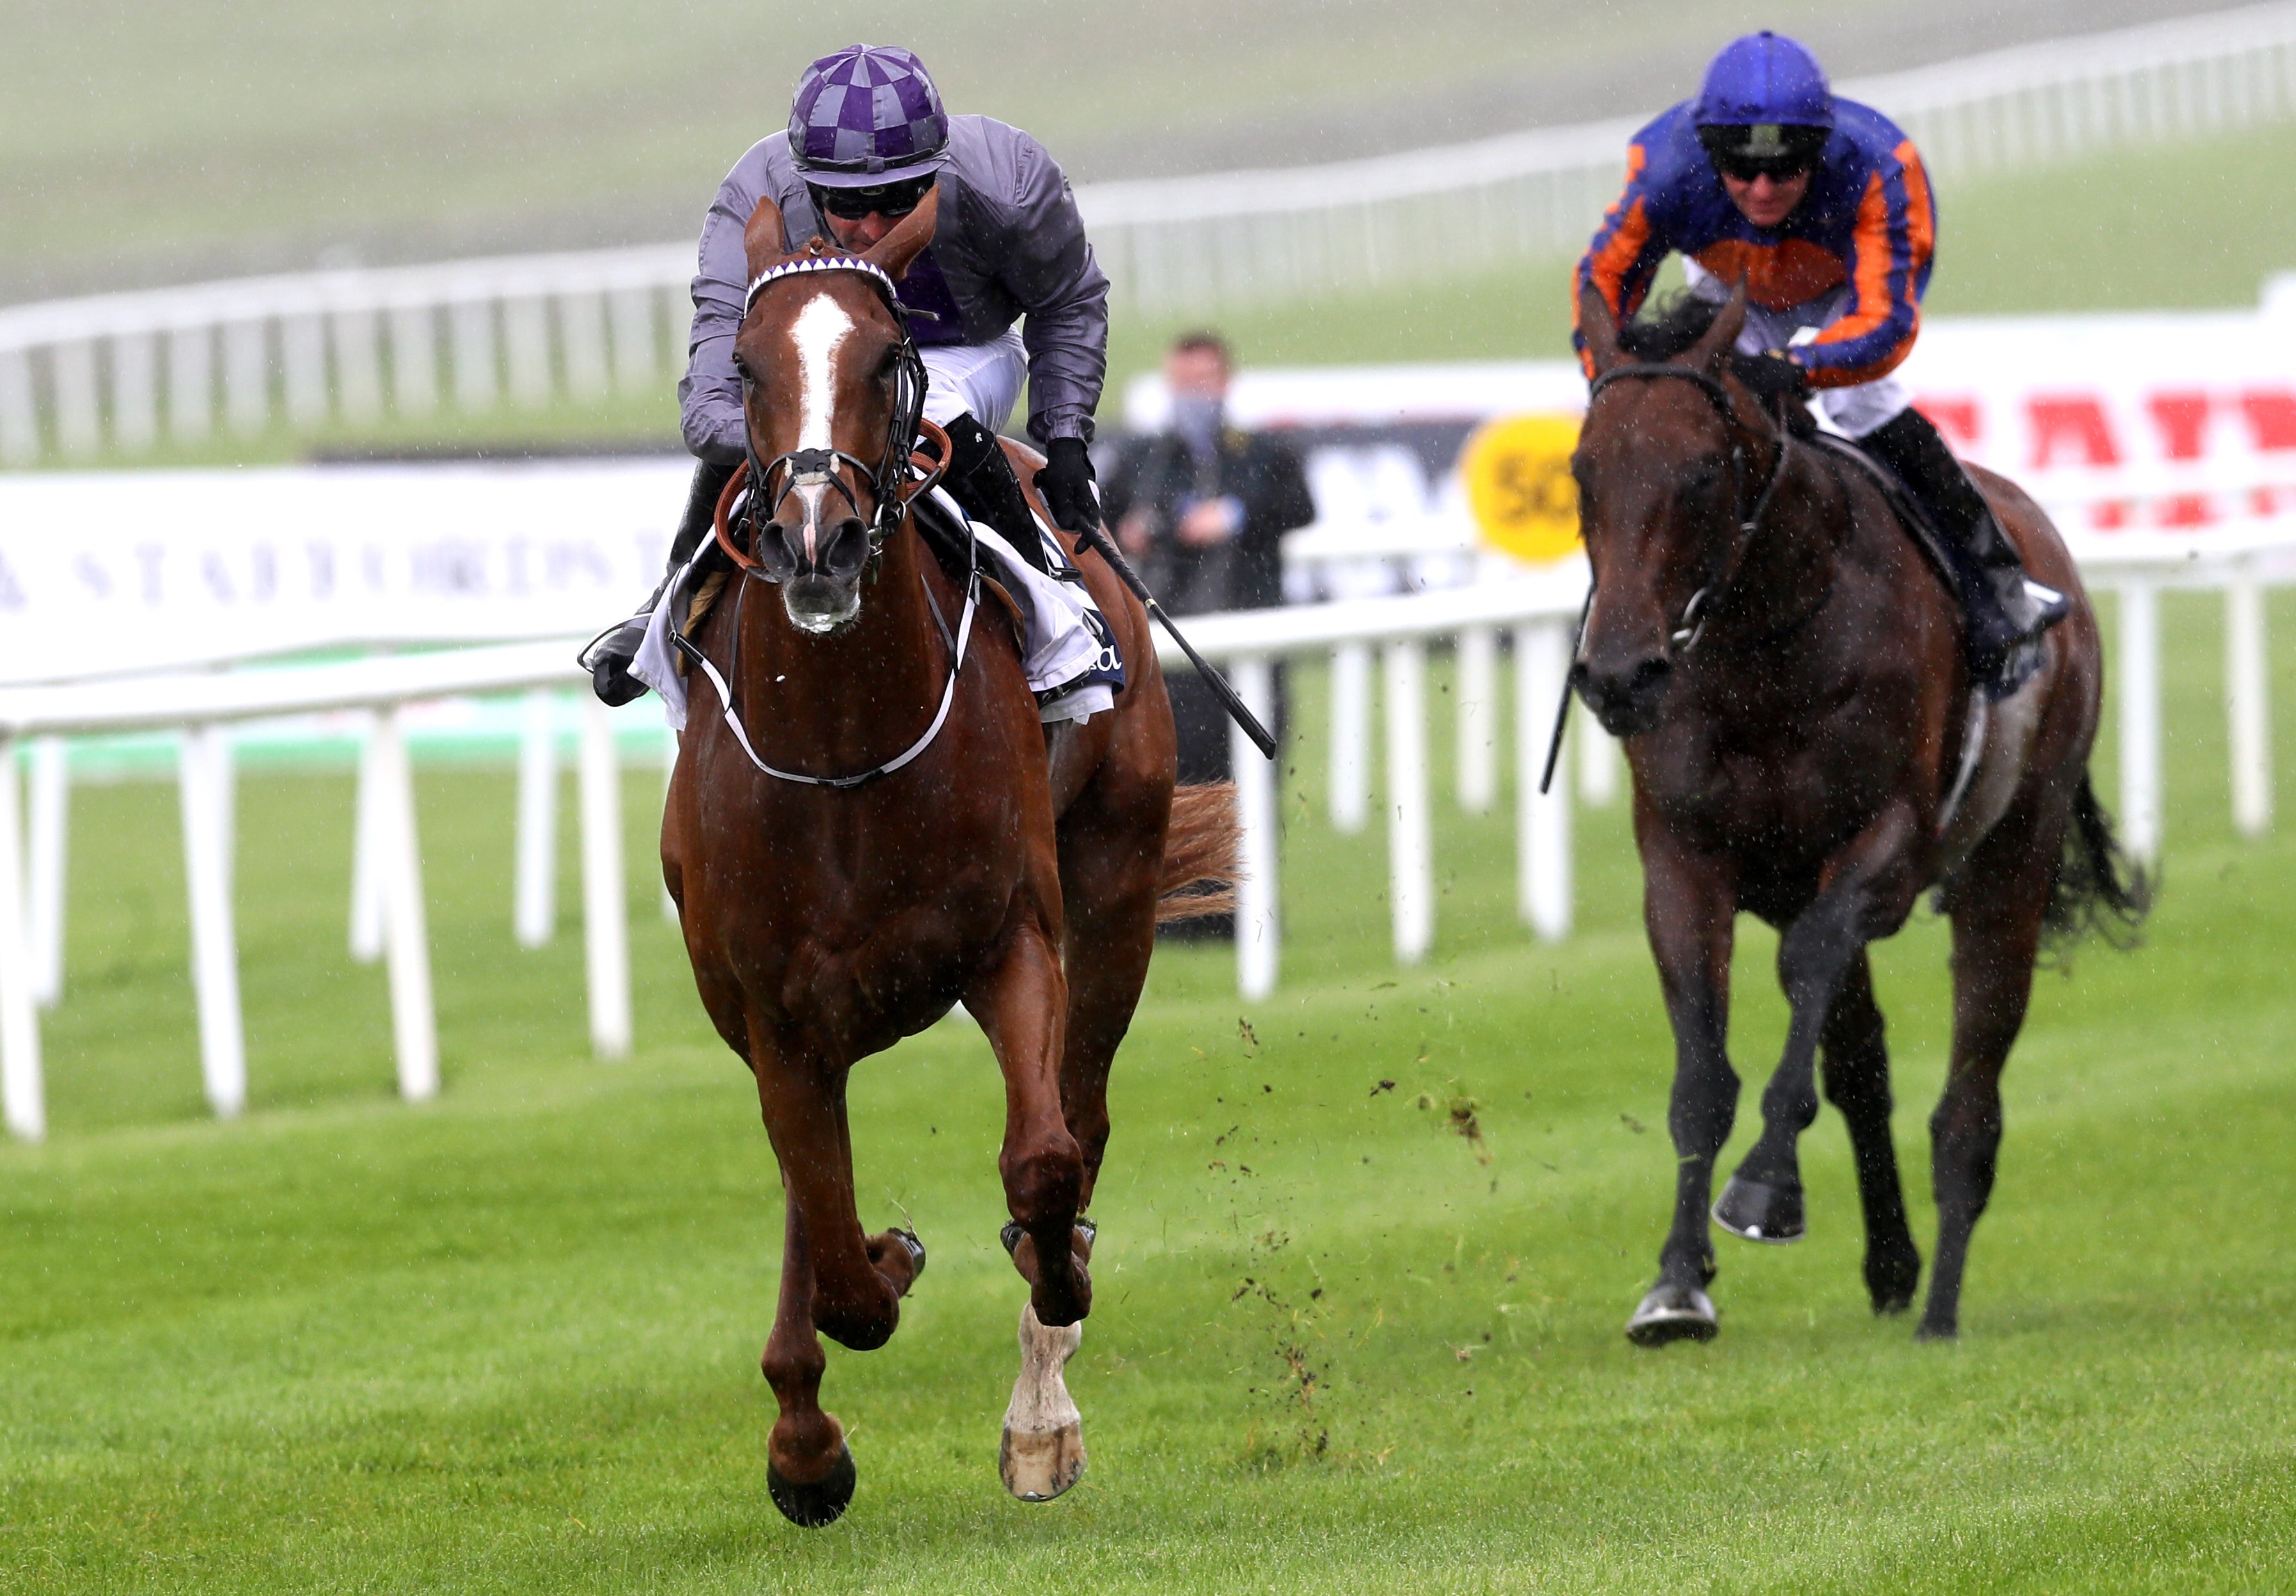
[1000,1301,1085,1502]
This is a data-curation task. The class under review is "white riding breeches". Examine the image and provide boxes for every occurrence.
[1683,258,1912,439]
[921,328,1028,435]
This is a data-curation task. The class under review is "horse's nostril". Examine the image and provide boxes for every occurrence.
[822,517,870,576]
[1628,655,1672,698]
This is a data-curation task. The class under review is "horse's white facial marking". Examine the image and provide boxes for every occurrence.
[790,294,854,458]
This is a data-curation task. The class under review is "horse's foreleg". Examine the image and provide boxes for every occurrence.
[748,1030,905,1526]
[1717,802,1923,1247]
[759,1195,854,1527]
[1627,820,1739,1347]
[1924,817,2054,1340]
[1819,953,1921,1313]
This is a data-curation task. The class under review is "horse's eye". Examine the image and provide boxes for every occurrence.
[1679,460,1724,501]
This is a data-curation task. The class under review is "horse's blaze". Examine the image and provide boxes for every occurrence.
[999,1302,1085,1502]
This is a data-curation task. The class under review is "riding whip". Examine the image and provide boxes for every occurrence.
[1537,586,1596,795]
[1071,520,1280,761]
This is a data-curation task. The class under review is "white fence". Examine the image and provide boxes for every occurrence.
[2,518,2288,1141]
[6,4,2296,462]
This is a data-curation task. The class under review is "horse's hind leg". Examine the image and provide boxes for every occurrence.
[1717,803,1923,1246]
[1820,953,1921,1314]
[1924,817,2055,1340]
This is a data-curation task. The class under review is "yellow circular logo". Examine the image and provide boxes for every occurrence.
[1461,412,1584,566]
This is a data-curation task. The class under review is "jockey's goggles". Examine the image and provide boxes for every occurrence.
[1699,123,1827,183]
[812,176,936,221]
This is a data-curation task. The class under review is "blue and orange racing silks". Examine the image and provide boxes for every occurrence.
[1573,98,1936,389]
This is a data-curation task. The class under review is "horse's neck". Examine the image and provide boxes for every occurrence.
[737,531,948,755]
[1714,439,1846,650]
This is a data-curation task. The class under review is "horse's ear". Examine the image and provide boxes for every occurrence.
[863,185,941,282]
[1686,278,1750,368]
[744,196,796,281]
[1577,282,1625,375]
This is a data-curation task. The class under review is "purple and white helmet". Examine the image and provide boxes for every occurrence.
[787,45,950,187]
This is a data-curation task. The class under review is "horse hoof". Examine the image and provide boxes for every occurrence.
[767,1443,856,1528]
[890,1226,926,1281]
[1713,1177,1805,1243]
[1001,1301,1086,1501]
[1915,1317,1960,1343]
[1625,1283,1719,1347]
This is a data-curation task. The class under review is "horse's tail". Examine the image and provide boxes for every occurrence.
[1156,782,1241,923]
[2041,773,2153,960]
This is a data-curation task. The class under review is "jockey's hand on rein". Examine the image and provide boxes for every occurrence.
[1738,349,1812,412]
[1035,438,1100,535]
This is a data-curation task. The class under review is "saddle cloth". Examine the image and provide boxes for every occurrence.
[629,487,1124,732]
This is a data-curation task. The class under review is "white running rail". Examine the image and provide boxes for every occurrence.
[1,529,2286,1141]
[6,5,2296,462]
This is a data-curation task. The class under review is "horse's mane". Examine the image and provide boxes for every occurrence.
[1619,292,1725,361]
[1617,292,1770,388]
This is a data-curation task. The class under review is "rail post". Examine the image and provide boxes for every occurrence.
[1384,639,1433,964]
[0,736,43,1141]
[1578,721,1619,806]
[514,688,558,947]
[1230,656,1280,1001]
[579,694,632,1058]
[27,735,68,1007]
[178,723,246,1119]
[349,713,386,963]
[1328,642,1371,833]
[1516,620,1573,943]
[2226,569,2273,838]
[1456,624,1498,813]
[2118,581,2163,866]
[374,708,439,1102]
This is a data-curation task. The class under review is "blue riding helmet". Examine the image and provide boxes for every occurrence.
[1694,32,1834,176]
[1694,31,1835,130]
[788,44,951,187]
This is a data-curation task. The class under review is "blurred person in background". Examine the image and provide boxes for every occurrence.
[1105,332,1316,784]
[586,43,1109,705]
[1573,30,2067,696]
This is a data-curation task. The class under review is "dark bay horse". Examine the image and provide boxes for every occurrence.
[662,191,1233,1524]
[1571,284,2146,1345]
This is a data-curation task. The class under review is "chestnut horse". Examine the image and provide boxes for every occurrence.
[1572,285,2145,1346]
[662,191,1232,1525]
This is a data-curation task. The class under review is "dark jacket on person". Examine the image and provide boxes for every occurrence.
[1101,424,1316,615]
[679,115,1112,464]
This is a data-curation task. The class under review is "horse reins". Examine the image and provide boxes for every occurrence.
[1584,361,1795,655]
[667,253,975,791]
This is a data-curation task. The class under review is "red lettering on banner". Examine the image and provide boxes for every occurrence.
[1915,395,1981,450]
[2145,391,2212,526]
[2027,395,2125,528]
[2238,388,2296,515]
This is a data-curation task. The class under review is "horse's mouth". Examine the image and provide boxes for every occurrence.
[783,577,861,636]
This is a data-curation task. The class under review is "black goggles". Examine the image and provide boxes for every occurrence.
[812,178,934,221]
[1699,125,1826,184]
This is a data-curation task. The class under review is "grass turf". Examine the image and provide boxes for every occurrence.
[3,588,2293,1591]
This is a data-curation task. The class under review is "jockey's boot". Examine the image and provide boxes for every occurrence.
[581,457,737,706]
[941,413,1065,577]
[1858,407,2070,694]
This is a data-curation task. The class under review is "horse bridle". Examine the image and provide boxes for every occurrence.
[725,253,936,580]
[1583,361,1794,654]
[666,253,976,791]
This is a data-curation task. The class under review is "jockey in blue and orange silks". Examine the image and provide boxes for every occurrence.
[1574,31,2066,691]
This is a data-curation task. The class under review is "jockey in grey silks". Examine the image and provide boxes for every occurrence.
[587,43,1110,705]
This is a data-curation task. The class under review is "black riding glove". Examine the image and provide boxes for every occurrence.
[1738,350,1811,408]
[1034,437,1100,536]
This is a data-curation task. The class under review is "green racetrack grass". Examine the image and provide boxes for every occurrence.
[3,588,2292,1592]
